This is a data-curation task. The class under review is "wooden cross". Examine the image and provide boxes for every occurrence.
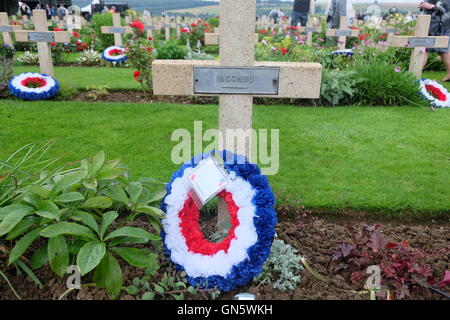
[297,18,322,46]
[389,15,449,79]
[101,13,132,46]
[152,0,322,231]
[14,10,70,76]
[0,12,20,47]
[326,17,359,50]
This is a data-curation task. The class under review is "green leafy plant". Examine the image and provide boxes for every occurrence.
[185,41,214,61]
[254,239,303,291]
[85,85,110,101]
[320,69,362,106]
[352,62,425,106]
[156,40,187,60]
[1,150,165,299]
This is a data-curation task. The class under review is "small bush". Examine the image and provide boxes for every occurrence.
[92,13,115,49]
[352,62,424,106]
[16,51,39,65]
[156,40,187,60]
[77,49,102,66]
[254,239,303,291]
[320,69,362,106]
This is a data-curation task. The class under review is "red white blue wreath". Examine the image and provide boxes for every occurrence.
[161,150,277,291]
[419,79,450,108]
[331,49,354,57]
[8,72,59,100]
[102,46,128,63]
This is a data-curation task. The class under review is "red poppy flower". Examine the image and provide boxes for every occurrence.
[280,46,288,55]
[130,20,145,31]
[21,77,47,88]
[260,29,267,34]
[54,28,62,32]
[425,84,447,101]
[133,70,142,82]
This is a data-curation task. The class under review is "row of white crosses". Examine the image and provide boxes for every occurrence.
[152,0,322,231]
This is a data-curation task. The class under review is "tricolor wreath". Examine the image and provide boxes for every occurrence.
[102,46,128,63]
[8,72,59,100]
[161,151,277,291]
[419,79,450,108]
[331,49,354,57]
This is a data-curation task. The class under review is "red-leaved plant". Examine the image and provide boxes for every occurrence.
[332,224,450,299]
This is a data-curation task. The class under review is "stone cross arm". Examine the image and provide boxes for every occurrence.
[100,25,133,34]
[389,36,449,49]
[325,28,359,37]
[153,60,322,99]
[14,30,70,43]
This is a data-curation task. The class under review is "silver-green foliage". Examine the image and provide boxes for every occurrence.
[254,239,303,291]
[185,40,214,61]
[77,49,102,66]
[16,51,39,65]
[320,69,362,106]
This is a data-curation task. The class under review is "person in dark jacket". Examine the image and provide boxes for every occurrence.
[291,0,311,27]
[420,0,450,81]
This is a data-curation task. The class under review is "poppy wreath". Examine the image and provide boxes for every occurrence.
[102,46,128,63]
[161,150,277,291]
[8,72,59,100]
[331,49,354,57]
[419,79,450,108]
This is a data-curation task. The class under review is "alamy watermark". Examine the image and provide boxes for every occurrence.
[171,121,280,175]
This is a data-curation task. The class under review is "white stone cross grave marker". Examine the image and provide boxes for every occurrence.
[388,15,449,79]
[143,15,158,40]
[14,10,70,76]
[162,16,177,41]
[101,13,132,46]
[326,17,359,50]
[297,18,323,46]
[0,12,20,47]
[152,0,322,231]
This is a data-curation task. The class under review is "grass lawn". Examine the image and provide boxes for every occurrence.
[13,66,141,90]
[1,100,450,219]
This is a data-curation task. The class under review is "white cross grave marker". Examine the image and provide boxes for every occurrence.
[152,0,322,231]
[143,15,158,40]
[0,12,20,47]
[297,18,322,46]
[326,17,359,50]
[101,13,132,46]
[388,15,449,79]
[14,10,70,76]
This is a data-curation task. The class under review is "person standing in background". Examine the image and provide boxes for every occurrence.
[420,0,450,81]
[291,0,311,27]
[327,0,352,29]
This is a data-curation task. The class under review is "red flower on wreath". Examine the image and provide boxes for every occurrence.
[133,70,142,82]
[109,48,123,56]
[425,84,447,101]
[21,77,47,88]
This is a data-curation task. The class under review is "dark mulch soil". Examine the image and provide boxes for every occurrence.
[70,90,320,106]
[1,214,449,300]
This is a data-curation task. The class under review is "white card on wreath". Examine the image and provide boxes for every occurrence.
[187,157,228,205]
